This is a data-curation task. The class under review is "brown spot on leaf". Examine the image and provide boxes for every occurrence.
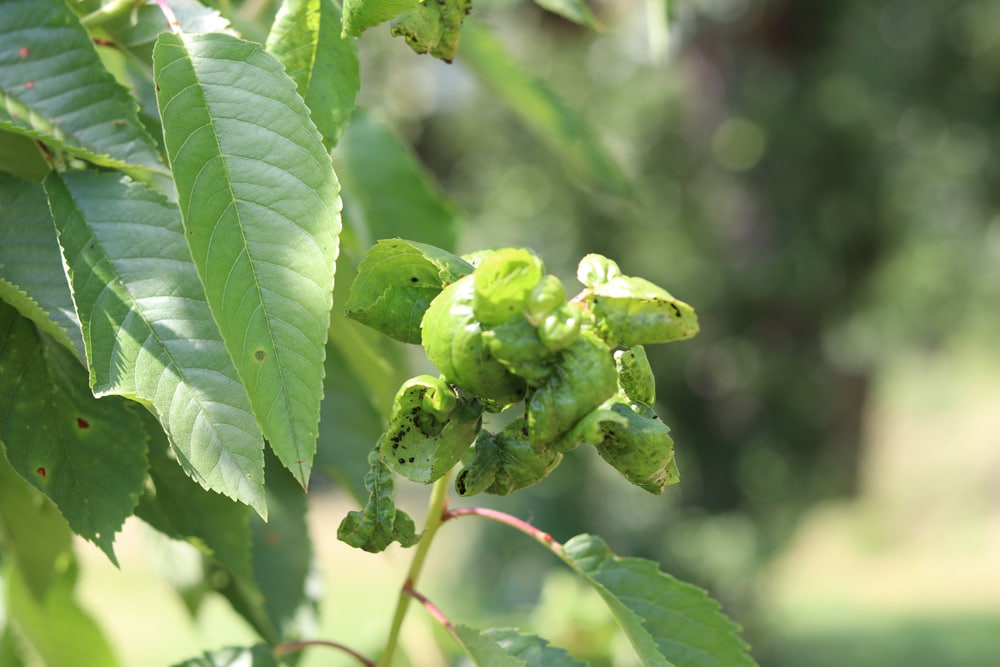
[254,349,267,362]
[36,467,46,477]
[19,47,29,58]
[76,417,90,429]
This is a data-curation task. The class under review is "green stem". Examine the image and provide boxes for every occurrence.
[81,0,146,27]
[378,473,452,667]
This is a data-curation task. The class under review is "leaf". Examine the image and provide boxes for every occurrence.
[266,0,360,148]
[45,170,268,517]
[154,32,342,487]
[171,645,278,667]
[0,174,84,359]
[458,22,631,197]
[591,398,679,494]
[342,0,420,37]
[335,112,461,252]
[531,0,603,30]
[560,534,758,667]
[0,0,166,176]
[133,409,254,584]
[337,447,419,552]
[455,418,561,497]
[0,302,148,564]
[390,0,472,62]
[479,628,587,667]
[453,625,525,667]
[4,556,117,667]
[0,129,49,181]
[345,238,473,344]
[0,449,73,601]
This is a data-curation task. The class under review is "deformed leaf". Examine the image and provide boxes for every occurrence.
[171,645,278,667]
[154,31,342,487]
[391,0,472,63]
[614,346,655,406]
[0,302,147,564]
[342,0,420,37]
[338,447,420,552]
[473,248,544,328]
[591,398,679,494]
[560,534,758,667]
[346,238,473,344]
[455,418,561,496]
[46,171,267,517]
[0,0,167,176]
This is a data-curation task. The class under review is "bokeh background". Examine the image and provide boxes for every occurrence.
[76,0,1000,665]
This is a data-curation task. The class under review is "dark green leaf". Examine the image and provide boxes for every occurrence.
[0,129,49,181]
[337,447,419,552]
[171,645,278,667]
[154,32,342,487]
[561,534,758,667]
[0,0,166,176]
[458,22,631,197]
[46,171,268,516]
[591,398,679,494]
[345,238,473,344]
[455,418,561,496]
[336,112,461,252]
[0,302,147,564]
[390,0,472,62]
[342,0,419,37]
[267,0,359,148]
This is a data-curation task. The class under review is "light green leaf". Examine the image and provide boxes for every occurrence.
[46,171,267,517]
[0,0,166,176]
[97,0,233,53]
[154,32,342,487]
[335,112,461,252]
[455,418,561,496]
[561,534,758,667]
[0,302,148,564]
[342,0,419,37]
[531,0,603,30]
[346,238,473,344]
[458,22,631,197]
[391,0,471,62]
[473,248,544,328]
[0,174,84,359]
[267,0,359,148]
[0,450,73,601]
[453,625,525,667]
[4,556,117,667]
[479,628,587,666]
[0,129,49,182]
[338,447,419,553]
[171,645,278,667]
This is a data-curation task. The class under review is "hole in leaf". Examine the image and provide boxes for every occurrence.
[76,417,90,429]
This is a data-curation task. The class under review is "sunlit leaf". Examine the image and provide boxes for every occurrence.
[531,0,603,30]
[267,0,359,148]
[171,645,278,667]
[154,32,341,487]
[0,0,166,176]
[338,447,419,552]
[477,627,587,666]
[46,171,267,517]
[453,625,524,667]
[342,0,419,37]
[0,302,147,564]
[390,0,471,62]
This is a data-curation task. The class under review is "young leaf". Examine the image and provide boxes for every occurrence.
[476,628,587,667]
[266,0,360,148]
[154,32,342,488]
[45,171,267,517]
[560,534,758,667]
[0,174,84,359]
[342,0,420,38]
[458,22,631,197]
[0,302,147,564]
[345,238,473,344]
[338,447,419,552]
[0,0,166,176]
[171,645,278,667]
[335,112,461,252]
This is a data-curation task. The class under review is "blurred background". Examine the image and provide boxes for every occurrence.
[77,0,1000,665]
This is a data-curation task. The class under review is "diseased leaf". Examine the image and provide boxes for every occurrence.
[0,174,84,360]
[561,534,758,667]
[337,447,419,552]
[346,238,473,344]
[46,171,267,517]
[342,0,420,37]
[458,22,631,197]
[154,32,342,487]
[0,302,147,564]
[480,628,587,666]
[0,0,166,176]
[455,418,562,496]
[171,645,278,667]
[531,0,603,30]
[335,112,461,252]
[591,398,679,494]
[453,625,525,667]
[391,0,472,62]
[267,0,359,148]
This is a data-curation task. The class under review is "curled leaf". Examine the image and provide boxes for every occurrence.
[482,316,555,386]
[390,0,473,63]
[614,346,655,406]
[337,448,419,553]
[455,418,562,496]
[592,398,678,494]
[472,247,544,328]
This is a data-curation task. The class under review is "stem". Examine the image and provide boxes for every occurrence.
[443,507,563,555]
[81,0,144,27]
[274,640,374,666]
[404,585,463,647]
[378,473,452,667]
[152,0,181,32]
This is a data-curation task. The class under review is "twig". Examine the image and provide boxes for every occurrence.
[152,0,181,32]
[404,583,463,647]
[274,640,374,666]
[442,506,563,554]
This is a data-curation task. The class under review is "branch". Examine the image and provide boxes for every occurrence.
[404,584,464,648]
[442,506,563,554]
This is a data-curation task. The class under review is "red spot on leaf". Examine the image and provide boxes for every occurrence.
[19,47,29,58]
[76,417,90,429]
[25,81,34,89]
[36,467,46,477]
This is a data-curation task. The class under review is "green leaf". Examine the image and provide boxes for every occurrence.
[390,0,472,63]
[560,534,758,667]
[0,450,73,601]
[4,556,117,667]
[0,129,49,181]
[453,625,525,667]
[335,112,461,252]
[531,0,603,30]
[171,645,278,667]
[133,409,254,584]
[342,0,419,37]
[0,0,166,176]
[0,302,147,564]
[473,248,544,328]
[0,174,84,359]
[46,170,267,517]
[455,418,562,496]
[346,238,473,344]
[590,398,679,494]
[153,32,342,487]
[479,628,587,667]
[266,0,359,148]
[337,447,419,552]
[458,22,631,197]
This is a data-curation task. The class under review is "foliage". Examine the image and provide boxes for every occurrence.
[0,0,758,665]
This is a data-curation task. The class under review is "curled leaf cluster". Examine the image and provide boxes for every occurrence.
[339,239,698,551]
